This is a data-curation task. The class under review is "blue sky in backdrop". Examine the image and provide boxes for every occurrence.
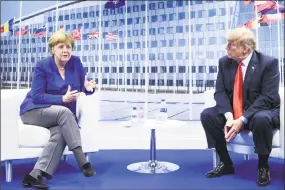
[1,1,68,25]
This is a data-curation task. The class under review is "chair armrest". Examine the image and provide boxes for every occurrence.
[204,90,216,109]
[76,92,99,131]
[1,90,27,160]
[76,92,99,152]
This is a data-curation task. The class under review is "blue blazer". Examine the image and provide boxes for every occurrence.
[20,55,94,116]
[214,51,280,120]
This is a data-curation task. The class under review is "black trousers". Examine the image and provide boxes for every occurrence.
[200,106,280,155]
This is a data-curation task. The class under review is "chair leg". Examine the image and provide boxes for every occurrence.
[5,160,12,182]
[213,149,219,169]
[85,153,90,162]
[62,155,68,161]
[244,154,250,161]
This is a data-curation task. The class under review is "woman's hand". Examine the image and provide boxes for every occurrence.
[62,85,81,103]
[84,75,96,92]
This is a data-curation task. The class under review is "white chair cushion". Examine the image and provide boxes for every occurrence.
[229,129,280,147]
[18,120,50,148]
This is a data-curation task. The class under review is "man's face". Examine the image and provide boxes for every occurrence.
[226,41,246,61]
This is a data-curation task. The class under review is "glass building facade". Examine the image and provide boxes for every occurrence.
[1,0,284,92]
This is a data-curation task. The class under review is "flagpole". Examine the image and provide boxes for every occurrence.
[124,0,128,101]
[98,1,102,93]
[188,0,193,120]
[275,0,283,87]
[55,0,59,31]
[10,17,15,89]
[116,28,119,91]
[16,1,23,89]
[144,0,148,120]
[254,1,259,49]
[45,22,48,57]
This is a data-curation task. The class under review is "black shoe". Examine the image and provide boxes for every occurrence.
[205,162,235,178]
[41,171,52,181]
[80,162,95,177]
[257,168,271,186]
[22,174,49,189]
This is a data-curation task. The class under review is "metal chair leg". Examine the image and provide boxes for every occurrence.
[213,149,219,169]
[85,153,90,162]
[62,155,68,161]
[5,160,12,182]
[244,154,250,161]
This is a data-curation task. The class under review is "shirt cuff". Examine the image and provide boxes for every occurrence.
[240,116,248,124]
[224,112,233,120]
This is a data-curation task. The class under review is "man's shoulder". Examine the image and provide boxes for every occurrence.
[219,55,232,65]
[255,51,276,63]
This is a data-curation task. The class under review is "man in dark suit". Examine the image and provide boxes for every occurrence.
[201,27,280,186]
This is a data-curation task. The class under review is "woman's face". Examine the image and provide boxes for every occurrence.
[52,41,72,64]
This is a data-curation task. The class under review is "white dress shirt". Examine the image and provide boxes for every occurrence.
[224,52,253,124]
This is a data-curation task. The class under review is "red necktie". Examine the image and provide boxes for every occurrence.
[233,61,243,119]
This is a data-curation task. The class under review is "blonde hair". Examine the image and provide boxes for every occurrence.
[48,31,75,55]
[227,27,256,52]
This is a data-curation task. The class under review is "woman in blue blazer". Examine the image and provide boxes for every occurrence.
[20,31,96,188]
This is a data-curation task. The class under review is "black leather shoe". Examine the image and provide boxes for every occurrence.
[80,162,95,177]
[205,162,235,178]
[22,174,49,189]
[41,171,52,181]
[257,168,271,186]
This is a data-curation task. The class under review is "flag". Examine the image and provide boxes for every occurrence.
[104,30,118,41]
[261,12,285,23]
[254,1,276,13]
[72,28,81,40]
[33,25,46,37]
[260,5,284,14]
[87,31,99,39]
[1,18,14,33]
[240,16,263,29]
[244,0,254,6]
[105,0,125,9]
[16,24,29,36]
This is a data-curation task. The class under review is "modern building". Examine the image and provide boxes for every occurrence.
[1,0,284,92]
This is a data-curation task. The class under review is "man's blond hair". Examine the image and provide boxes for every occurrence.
[48,31,75,55]
[227,27,256,52]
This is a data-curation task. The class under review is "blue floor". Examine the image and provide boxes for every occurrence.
[1,150,284,190]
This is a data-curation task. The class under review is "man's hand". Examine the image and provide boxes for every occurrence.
[62,85,81,103]
[225,118,244,142]
[84,75,96,92]
[224,116,233,141]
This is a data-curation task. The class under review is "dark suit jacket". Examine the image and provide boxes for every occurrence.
[214,51,280,121]
[20,55,94,116]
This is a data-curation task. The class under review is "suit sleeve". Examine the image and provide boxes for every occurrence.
[78,58,95,95]
[243,58,280,120]
[31,62,63,104]
[214,58,233,115]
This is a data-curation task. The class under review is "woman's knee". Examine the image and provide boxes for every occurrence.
[54,106,74,118]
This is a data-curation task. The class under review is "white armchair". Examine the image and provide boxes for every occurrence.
[1,89,99,182]
[203,88,284,168]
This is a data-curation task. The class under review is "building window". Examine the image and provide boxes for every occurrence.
[178,12,185,20]
[208,9,216,17]
[176,26,183,33]
[83,12,88,18]
[209,66,217,73]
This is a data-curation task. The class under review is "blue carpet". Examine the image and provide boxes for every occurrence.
[1,150,284,190]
